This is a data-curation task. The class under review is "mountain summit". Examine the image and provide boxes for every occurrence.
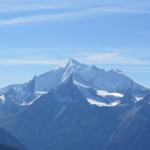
[0,59,149,106]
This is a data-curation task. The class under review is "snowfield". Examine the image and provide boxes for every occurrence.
[97,90,124,98]
[87,98,120,107]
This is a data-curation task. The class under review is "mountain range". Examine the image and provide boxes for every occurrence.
[0,59,150,150]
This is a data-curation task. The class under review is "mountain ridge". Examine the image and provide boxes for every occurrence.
[0,59,149,107]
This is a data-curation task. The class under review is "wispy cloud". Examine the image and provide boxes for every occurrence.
[0,52,150,67]
[77,52,150,66]
[0,58,66,66]
[0,14,63,26]
[0,1,149,26]
[0,3,65,13]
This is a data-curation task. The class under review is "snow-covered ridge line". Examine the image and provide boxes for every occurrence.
[73,79,89,88]
[61,59,75,82]
[87,98,120,107]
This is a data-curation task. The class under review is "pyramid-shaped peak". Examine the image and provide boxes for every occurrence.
[66,58,88,68]
[61,59,88,83]
[67,58,81,66]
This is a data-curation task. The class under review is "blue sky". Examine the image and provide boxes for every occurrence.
[0,0,150,88]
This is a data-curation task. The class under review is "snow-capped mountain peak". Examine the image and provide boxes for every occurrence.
[66,58,81,66]
[0,59,149,107]
[61,58,88,82]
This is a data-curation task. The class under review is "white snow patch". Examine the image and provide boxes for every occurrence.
[87,98,120,107]
[0,95,5,102]
[135,96,143,103]
[22,101,35,106]
[97,90,124,98]
[35,91,48,95]
[35,91,48,99]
